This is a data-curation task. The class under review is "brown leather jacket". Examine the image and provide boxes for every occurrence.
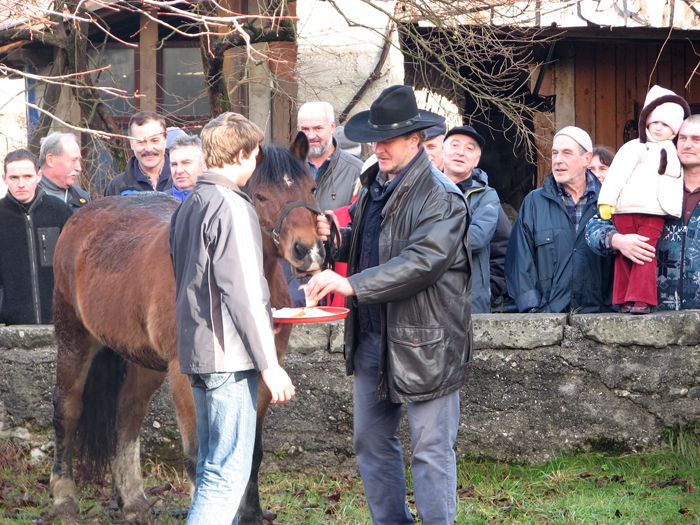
[340,149,473,403]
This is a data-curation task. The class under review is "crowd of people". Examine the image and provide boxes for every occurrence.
[2,81,699,523]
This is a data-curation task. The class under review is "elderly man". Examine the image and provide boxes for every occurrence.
[586,114,700,310]
[306,85,471,525]
[506,126,613,313]
[168,134,205,201]
[298,101,362,211]
[38,132,90,210]
[423,121,446,171]
[0,149,72,324]
[105,111,172,196]
[442,125,500,313]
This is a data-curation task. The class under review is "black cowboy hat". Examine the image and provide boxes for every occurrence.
[344,85,445,143]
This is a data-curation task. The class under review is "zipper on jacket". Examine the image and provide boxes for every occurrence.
[25,213,42,323]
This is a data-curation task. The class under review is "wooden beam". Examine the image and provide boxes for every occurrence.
[138,13,158,112]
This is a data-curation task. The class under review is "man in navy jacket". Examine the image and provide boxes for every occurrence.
[506,126,613,313]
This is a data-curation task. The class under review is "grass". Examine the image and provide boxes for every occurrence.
[0,434,698,524]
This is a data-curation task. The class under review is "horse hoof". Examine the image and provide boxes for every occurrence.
[263,509,277,522]
[53,497,80,518]
[123,495,151,520]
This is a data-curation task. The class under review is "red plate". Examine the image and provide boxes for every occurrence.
[272,306,349,324]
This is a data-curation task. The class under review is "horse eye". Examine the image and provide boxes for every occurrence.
[254,193,268,203]
[311,186,317,196]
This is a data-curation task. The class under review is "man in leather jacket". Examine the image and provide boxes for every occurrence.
[306,85,472,525]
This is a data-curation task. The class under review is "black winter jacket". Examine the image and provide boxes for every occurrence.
[505,174,613,313]
[0,190,73,324]
[340,149,473,403]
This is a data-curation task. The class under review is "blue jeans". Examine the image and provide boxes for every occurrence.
[185,370,258,525]
[353,333,460,525]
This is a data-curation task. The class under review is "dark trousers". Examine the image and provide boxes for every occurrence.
[612,213,665,306]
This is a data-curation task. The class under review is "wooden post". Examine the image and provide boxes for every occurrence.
[139,13,158,112]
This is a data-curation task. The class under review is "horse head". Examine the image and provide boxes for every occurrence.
[245,132,325,274]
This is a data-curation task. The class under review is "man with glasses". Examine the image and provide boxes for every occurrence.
[104,111,173,196]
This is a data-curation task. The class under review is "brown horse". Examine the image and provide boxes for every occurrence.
[50,133,323,524]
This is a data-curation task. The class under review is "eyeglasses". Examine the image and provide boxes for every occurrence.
[132,133,166,147]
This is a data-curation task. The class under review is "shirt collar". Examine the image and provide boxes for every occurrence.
[555,171,597,198]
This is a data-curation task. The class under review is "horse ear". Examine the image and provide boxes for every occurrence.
[290,131,309,162]
[255,144,264,166]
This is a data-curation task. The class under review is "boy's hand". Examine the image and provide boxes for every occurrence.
[261,365,295,404]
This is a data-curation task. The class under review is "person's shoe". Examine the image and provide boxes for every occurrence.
[620,302,633,313]
[630,302,651,314]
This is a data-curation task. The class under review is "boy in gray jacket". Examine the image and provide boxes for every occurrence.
[170,112,295,525]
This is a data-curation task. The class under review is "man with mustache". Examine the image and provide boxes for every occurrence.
[298,101,362,211]
[38,132,90,210]
[104,111,172,196]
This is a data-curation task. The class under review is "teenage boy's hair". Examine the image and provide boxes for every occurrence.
[201,112,264,169]
[4,148,38,173]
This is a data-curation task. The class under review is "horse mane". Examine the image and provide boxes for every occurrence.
[249,145,309,186]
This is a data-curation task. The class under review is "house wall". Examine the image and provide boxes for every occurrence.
[295,0,404,126]
[0,77,27,197]
[535,37,700,185]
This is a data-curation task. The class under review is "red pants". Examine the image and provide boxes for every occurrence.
[612,213,665,306]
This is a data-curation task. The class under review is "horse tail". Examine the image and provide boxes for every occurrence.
[76,346,128,480]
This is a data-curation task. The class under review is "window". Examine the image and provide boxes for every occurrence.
[161,47,210,118]
[88,47,136,117]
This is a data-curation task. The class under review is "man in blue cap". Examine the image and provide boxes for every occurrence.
[306,85,472,525]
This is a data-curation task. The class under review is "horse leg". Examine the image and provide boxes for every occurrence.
[167,363,197,496]
[237,384,273,525]
[111,363,166,518]
[51,295,102,517]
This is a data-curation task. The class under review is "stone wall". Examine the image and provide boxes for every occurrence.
[1,312,699,470]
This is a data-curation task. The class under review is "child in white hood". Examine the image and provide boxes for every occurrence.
[597,85,690,314]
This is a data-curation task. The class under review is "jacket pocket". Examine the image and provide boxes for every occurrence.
[387,325,446,396]
[36,227,61,267]
[534,231,555,298]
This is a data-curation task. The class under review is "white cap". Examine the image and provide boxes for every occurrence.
[553,126,593,153]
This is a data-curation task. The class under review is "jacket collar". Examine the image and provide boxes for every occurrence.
[39,174,67,194]
[125,152,172,189]
[3,187,45,214]
[542,169,601,199]
[196,171,252,203]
